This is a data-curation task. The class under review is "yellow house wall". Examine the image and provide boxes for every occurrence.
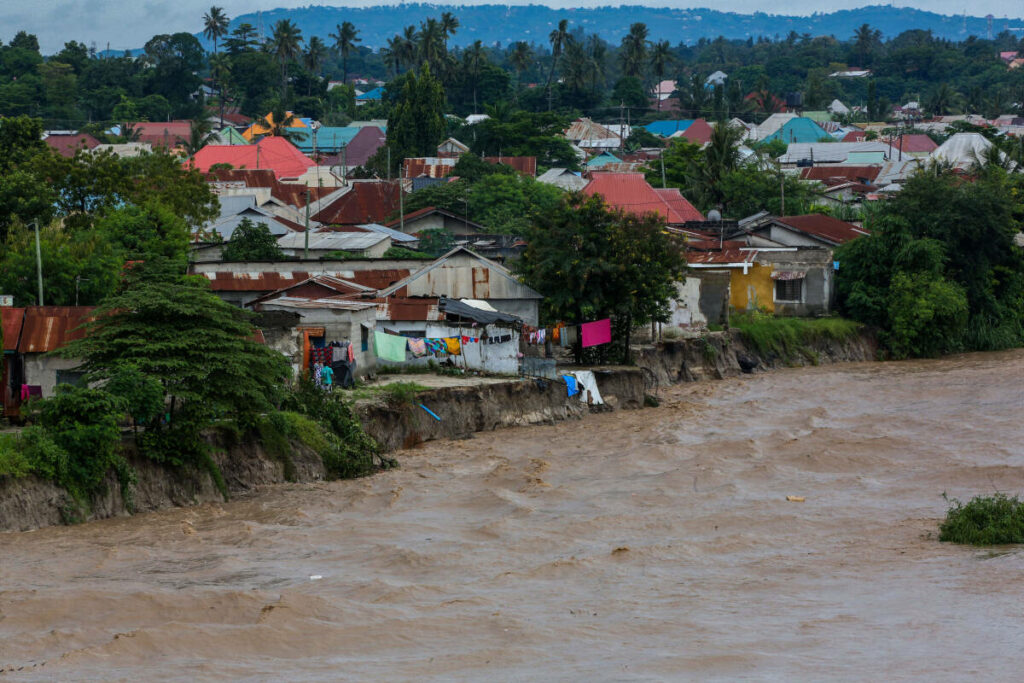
[729,264,774,313]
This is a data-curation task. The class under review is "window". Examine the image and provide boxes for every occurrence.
[361,325,369,352]
[775,278,803,302]
[56,370,86,387]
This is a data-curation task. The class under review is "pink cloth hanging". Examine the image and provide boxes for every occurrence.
[581,319,612,348]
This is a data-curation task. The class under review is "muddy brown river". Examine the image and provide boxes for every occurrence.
[3,352,1024,680]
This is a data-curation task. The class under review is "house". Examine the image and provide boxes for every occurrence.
[200,195,309,242]
[668,118,714,146]
[483,156,537,176]
[536,168,587,192]
[241,112,306,141]
[652,79,677,100]
[438,137,470,158]
[91,143,152,158]
[318,126,387,171]
[763,117,832,144]
[355,87,384,105]
[643,119,696,138]
[928,133,1006,169]
[743,214,869,248]
[386,206,490,236]
[799,165,881,185]
[779,142,895,166]
[312,180,403,225]
[320,222,419,248]
[583,172,703,224]
[2,307,94,417]
[404,157,457,178]
[191,136,315,180]
[892,134,938,158]
[586,151,622,169]
[277,231,392,259]
[286,126,361,156]
[564,118,622,149]
[43,131,100,157]
[376,246,543,325]
[752,113,797,141]
[123,121,193,149]
[829,69,871,78]
[828,99,851,116]
[209,127,249,146]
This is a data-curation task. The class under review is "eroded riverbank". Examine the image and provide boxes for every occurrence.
[3,350,1023,680]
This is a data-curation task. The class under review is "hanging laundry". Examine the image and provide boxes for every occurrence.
[374,330,408,363]
[581,318,612,348]
[408,338,427,358]
[572,371,604,405]
[444,337,462,355]
[562,375,579,397]
[537,328,546,344]
[564,326,578,346]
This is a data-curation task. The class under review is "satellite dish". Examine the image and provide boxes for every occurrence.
[707,209,722,222]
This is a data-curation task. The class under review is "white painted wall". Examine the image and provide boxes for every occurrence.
[667,277,707,329]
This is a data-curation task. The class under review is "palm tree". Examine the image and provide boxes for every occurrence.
[226,22,257,54]
[649,40,674,110]
[440,12,459,50]
[400,25,418,72]
[619,22,649,79]
[256,106,297,139]
[852,23,881,68]
[209,52,231,126]
[464,40,487,114]
[329,21,361,84]
[587,35,607,94]
[510,41,532,81]
[927,82,957,116]
[183,118,217,157]
[270,19,303,99]
[560,36,591,93]
[545,19,569,105]
[418,18,446,71]
[304,36,327,95]
[382,36,403,76]
[684,73,708,118]
[203,6,230,54]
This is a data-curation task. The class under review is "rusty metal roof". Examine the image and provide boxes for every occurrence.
[312,181,402,224]
[203,271,313,291]
[17,306,95,353]
[2,307,25,352]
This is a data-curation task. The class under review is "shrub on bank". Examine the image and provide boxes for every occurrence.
[730,310,861,360]
[939,494,1024,545]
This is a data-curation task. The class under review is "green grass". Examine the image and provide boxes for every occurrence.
[939,494,1024,545]
[382,382,428,405]
[730,311,861,359]
[0,434,32,478]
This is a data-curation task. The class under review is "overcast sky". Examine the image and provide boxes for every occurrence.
[4,1,1020,54]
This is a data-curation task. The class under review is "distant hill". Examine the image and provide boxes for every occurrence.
[201,4,1021,50]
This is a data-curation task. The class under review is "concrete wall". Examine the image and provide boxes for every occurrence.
[730,263,775,312]
[667,277,707,329]
[257,305,378,377]
[378,321,520,374]
[23,355,85,398]
[486,298,539,327]
[763,248,834,317]
[695,271,731,325]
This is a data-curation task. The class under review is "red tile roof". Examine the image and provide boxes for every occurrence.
[654,188,704,222]
[191,136,314,179]
[17,306,95,353]
[583,172,701,224]
[774,214,869,245]
[312,181,402,225]
[841,130,867,142]
[44,133,100,158]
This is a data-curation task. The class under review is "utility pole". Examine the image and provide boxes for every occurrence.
[256,143,260,169]
[660,154,667,189]
[33,221,44,306]
[398,164,405,233]
[304,187,310,259]
[387,146,391,182]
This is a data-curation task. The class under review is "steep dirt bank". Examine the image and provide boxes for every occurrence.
[0,330,874,532]
[634,328,877,386]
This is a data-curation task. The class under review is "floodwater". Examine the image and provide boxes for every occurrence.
[3,352,1024,681]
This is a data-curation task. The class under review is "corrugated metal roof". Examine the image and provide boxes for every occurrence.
[2,307,25,352]
[277,231,388,251]
[565,118,621,142]
[312,181,402,225]
[192,137,314,179]
[584,172,700,224]
[686,247,757,265]
[483,156,537,176]
[17,306,95,354]
[260,296,377,311]
[773,215,869,245]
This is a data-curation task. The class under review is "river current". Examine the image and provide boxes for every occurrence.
[3,351,1024,680]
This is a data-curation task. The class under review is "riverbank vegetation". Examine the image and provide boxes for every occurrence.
[939,493,1024,545]
[730,311,862,361]
[835,165,1024,359]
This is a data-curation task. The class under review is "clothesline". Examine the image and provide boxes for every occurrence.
[523,318,612,348]
[375,329,496,363]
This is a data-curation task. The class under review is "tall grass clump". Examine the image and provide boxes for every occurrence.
[730,310,861,359]
[939,494,1024,545]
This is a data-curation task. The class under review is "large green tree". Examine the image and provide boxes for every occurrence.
[516,193,685,362]
[386,64,445,170]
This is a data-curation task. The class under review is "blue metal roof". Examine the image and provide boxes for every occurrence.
[357,87,384,100]
[286,126,361,154]
[643,120,694,137]
[764,117,831,144]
